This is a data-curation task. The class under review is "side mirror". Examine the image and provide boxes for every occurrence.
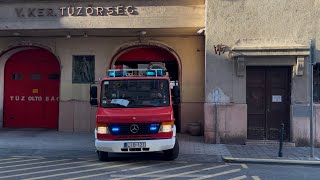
[90,99,98,106]
[90,86,97,99]
[172,86,180,104]
[90,84,98,106]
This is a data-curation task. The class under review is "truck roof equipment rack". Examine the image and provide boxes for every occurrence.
[107,68,166,77]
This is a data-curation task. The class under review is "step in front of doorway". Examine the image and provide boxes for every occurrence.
[245,140,296,147]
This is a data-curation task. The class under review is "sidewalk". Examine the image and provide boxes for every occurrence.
[178,133,320,165]
[0,129,320,165]
[223,144,320,165]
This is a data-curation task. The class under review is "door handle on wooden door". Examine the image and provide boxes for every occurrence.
[266,106,271,112]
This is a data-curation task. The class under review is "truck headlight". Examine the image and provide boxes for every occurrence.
[97,125,110,134]
[159,121,174,132]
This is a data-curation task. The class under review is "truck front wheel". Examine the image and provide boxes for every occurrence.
[163,138,179,161]
[97,150,109,161]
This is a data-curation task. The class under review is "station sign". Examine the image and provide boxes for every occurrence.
[14,5,137,17]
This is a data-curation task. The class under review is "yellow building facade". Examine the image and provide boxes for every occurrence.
[1,0,320,147]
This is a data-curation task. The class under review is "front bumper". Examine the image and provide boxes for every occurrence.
[95,125,176,153]
[95,137,176,153]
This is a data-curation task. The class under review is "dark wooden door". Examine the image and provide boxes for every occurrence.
[247,67,291,140]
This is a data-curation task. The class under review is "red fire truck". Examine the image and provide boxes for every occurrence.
[89,66,179,161]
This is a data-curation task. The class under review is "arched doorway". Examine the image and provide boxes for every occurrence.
[110,45,181,132]
[3,48,60,128]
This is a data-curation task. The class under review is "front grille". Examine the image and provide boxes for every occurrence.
[108,123,161,135]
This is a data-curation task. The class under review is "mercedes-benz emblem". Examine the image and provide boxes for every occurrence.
[130,124,139,134]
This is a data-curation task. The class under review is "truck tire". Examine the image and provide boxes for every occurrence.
[163,138,179,161]
[97,150,109,161]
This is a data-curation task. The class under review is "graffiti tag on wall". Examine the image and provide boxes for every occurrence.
[214,44,227,55]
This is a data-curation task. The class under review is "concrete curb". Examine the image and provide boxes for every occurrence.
[222,156,320,166]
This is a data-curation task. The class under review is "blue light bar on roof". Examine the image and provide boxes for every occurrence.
[146,71,156,76]
[108,71,115,77]
[108,71,127,77]
[146,69,163,76]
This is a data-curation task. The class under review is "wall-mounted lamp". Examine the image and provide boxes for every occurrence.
[138,31,147,42]
[197,28,205,35]
[140,31,147,36]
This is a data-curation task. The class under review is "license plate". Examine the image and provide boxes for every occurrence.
[124,142,146,148]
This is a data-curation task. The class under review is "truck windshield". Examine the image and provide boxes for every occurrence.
[100,79,170,108]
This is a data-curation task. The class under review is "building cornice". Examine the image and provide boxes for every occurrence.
[231,45,310,57]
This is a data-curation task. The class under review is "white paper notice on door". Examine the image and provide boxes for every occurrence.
[272,95,282,103]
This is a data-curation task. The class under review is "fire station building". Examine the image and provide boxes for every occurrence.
[0,0,319,147]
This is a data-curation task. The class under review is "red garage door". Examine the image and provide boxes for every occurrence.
[3,49,60,128]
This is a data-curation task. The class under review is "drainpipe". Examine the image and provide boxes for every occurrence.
[309,39,315,158]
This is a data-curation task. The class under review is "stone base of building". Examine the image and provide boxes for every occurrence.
[59,100,96,132]
[204,103,247,145]
[291,104,320,147]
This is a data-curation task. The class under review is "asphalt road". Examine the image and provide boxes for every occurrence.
[0,150,319,180]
